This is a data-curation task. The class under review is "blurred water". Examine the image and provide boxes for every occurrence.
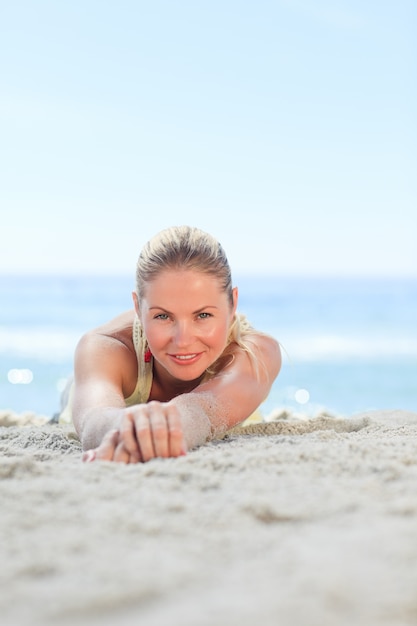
[1,274,416,417]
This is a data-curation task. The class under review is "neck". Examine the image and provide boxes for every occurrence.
[152,362,205,401]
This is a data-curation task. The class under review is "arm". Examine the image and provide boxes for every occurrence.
[72,331,131,450]
[172,332,282,447]
[93,332,280,462]
[78,330,281,463]
[72,329,186,461]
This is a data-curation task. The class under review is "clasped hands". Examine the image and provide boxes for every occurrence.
[82,401,187,464]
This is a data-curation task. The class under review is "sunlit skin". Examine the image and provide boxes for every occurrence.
[73,267,281,464]
[134,269,238,397]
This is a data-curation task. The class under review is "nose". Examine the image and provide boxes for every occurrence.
[173,321,194,348]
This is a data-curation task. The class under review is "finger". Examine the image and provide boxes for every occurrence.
[148,404,170,458]
[120,410,141,457]
[94,429,119,461]
[113,441,136,464]
[134,410,156,463]
[166,407,187,457]
[82,449,97,463]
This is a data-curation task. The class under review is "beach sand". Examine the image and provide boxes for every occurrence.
[1,408,416,626]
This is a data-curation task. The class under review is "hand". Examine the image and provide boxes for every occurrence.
[82,401,187,464]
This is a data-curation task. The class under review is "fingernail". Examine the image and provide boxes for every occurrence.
[83,450,96,463]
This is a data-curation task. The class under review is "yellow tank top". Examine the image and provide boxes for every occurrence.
[124,314,153,405]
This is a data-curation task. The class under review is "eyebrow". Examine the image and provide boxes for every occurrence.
[149,305,219,315]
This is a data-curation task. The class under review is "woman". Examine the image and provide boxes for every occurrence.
[64,225,281,463]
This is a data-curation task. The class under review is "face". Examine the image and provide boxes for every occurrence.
[133,269,238,384]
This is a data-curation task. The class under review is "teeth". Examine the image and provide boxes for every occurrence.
[175,354,196,360]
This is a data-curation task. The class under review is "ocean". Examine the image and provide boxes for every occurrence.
[1,274,416,418]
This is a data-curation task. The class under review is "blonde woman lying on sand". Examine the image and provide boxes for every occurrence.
[60,226,281,463]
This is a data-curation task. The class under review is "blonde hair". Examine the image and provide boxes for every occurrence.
[136,226,259,374]
[136,225,232,300]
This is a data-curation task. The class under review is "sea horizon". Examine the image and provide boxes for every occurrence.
[1,273,416,418]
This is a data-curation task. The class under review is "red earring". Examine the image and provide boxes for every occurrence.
[144,349,152,363]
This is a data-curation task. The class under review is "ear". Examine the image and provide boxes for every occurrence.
[231,286,238,316]
[132,291,141,317]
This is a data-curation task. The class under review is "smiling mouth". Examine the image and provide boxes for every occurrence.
[172,354,198,360]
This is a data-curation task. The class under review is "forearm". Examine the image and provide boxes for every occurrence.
[76,386,245,456]
[171,391,228,450]
[173,337,281,445]
[75,407,124,451]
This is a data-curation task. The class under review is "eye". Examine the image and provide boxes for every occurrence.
[198,312,212,320]
[154,313,169,320]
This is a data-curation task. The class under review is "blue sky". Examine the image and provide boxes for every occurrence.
[1,0,416,276]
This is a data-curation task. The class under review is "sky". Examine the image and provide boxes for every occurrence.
[1,0,416,277]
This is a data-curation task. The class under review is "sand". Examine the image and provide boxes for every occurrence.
[1,408,417,626]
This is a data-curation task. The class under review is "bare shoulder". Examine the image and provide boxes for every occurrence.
[90,310,135,339]
[246,330,281,354]
[236,330,282,379]
[74,310,137,383]
[77,310,135,351]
